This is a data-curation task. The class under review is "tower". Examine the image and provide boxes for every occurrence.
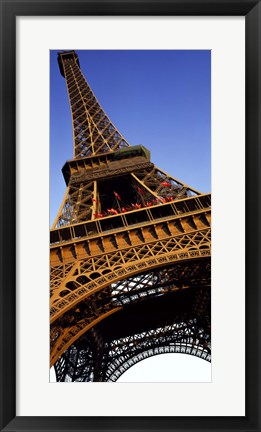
[50,51,211,382]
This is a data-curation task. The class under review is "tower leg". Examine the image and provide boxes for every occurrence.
[89,328,105,382]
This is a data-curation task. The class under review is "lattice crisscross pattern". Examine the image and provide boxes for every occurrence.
[61,52,130,157]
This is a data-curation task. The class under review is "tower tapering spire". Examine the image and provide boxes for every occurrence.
[53,51,201,229]
[58,50,130,158]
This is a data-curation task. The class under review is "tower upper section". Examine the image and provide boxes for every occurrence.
[58,51,130,158]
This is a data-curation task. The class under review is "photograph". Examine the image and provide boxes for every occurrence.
[50,49,211,383]
[1,1,260,429]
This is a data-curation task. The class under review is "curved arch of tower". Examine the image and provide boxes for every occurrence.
[50,50,211,382]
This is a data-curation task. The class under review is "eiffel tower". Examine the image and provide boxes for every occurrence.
[50,50,211,382]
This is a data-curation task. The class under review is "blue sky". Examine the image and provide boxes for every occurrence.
[50,49,211,225]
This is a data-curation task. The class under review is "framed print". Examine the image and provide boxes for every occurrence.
[0,1,260,431]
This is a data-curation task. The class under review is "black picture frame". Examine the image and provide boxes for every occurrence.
[0,1,260,431]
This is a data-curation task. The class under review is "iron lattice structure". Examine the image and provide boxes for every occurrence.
[51,51,211,382]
